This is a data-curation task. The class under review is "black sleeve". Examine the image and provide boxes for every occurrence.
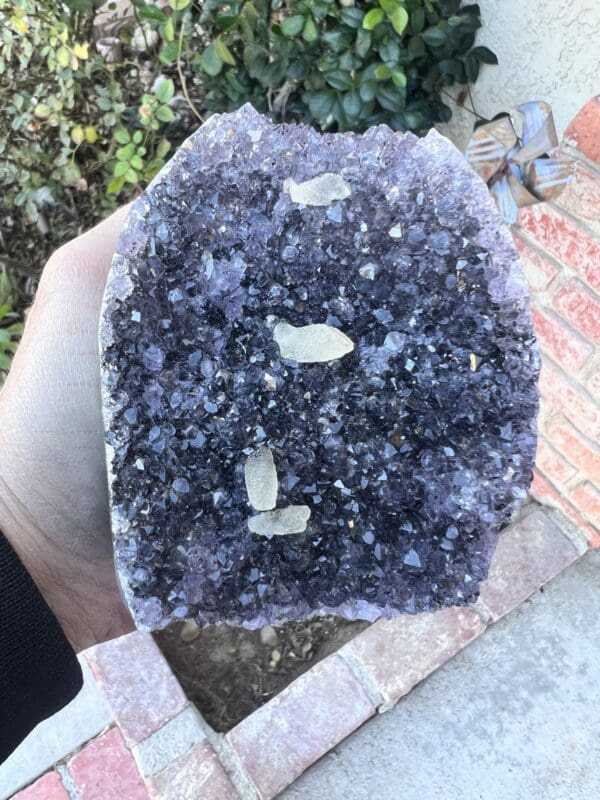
[0,531,83,763]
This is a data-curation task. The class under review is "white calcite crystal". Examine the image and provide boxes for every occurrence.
[244,447,278,511]
[286,173,351,206]
[273,322,355,363]
[248,506,312,536]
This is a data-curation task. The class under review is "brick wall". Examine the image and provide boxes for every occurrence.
[513,96,600,546]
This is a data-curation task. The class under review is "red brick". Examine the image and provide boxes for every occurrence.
[587,369,600,401]
[564,96,600,166]
[341,607,484,711]
[14,773,69,800]
[518,204,600,294]
[512,233,559,292]
[531,306,593,371]
[85,632,187,747]
[479,509,578,620]
[554,158,600,237]
[68,728,149,800]
[538,357,600,439]
[531,470,600,547]
[554,279,600,344]
[535,438,577,485]
[570,481,600,529]
[227,655,374,799]
[547,419,600,481]
[147,741,238,800]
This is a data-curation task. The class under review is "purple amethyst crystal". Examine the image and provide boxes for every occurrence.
[100,104,539,630]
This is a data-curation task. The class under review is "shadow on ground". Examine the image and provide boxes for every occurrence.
[154,615,368,731]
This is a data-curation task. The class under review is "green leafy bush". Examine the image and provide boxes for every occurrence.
[0,266,23,373]
[198,0,496,132]
[0,0,495,289]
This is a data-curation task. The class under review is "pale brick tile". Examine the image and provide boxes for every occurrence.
[479,509,579,620]
[85,631,187,746]
[147,741,239,800]
[227,655,374,799]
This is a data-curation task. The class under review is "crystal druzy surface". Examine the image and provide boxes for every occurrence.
[100,105,539,630]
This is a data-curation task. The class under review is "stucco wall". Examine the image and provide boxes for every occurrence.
[438,0,600,151]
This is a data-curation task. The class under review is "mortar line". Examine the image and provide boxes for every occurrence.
[336,648,385,711]
[193,715,258,800]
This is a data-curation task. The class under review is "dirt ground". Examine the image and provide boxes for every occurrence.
[154,616,369,732]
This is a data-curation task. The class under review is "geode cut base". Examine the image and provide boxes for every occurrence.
[100,105,539,631]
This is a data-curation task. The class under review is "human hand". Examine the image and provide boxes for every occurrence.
[0,208,135,651]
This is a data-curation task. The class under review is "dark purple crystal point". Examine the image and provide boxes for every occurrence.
[100,105,539,630]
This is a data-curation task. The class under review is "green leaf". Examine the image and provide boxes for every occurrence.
[216,14,239,31]
[471,45,498,64]
[422,27,447,47]
[363,8,385,30]
[322,28,354,53]
[342,90,361,118]
[281,15,305,37]
[410,7,425,33]
[214,37,236,65]
[10,15,29,34]
[115,128,131,145]
[155,78,175,103]
[113,160,129,177]
[359,80,376,102]
[63,0,100,10]
[116,143,135,160]
[201,42,223,76]
[169,0,191,9]
[465,51,479,81]
[303,17,318,42]
[34,103,51,119]
[379,39,400,64]
[324,69,353,91]
[130,155,144,170]
[137,5,168,22]
[107,175,125,194]
[376,84,404,112]
[438,58,466,81]
[379,0,398,13]
[156,137,171,158]
[125,168,138,184]
[389,6,409,36]
[304,90,335,120]
[56,46,70,68]
[339,7,364,28]
[401,110,423,130]
[437,102,452,122]
[392,68,407,87]
[144,159,166,180]
[159,41,180,63]
[97,96,113,111]
[355,29,372,59]
[62,161,81,186]
[162,17,175,42]
[407,34,426,58]
[156,105,175,122]
[133,130,144,144]
[339,50,361,71]
[374,63,392,80]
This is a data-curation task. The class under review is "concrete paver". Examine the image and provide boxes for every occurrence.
[282,550,600,800]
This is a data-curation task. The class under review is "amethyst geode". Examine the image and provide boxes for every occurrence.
[100,104,539,630]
